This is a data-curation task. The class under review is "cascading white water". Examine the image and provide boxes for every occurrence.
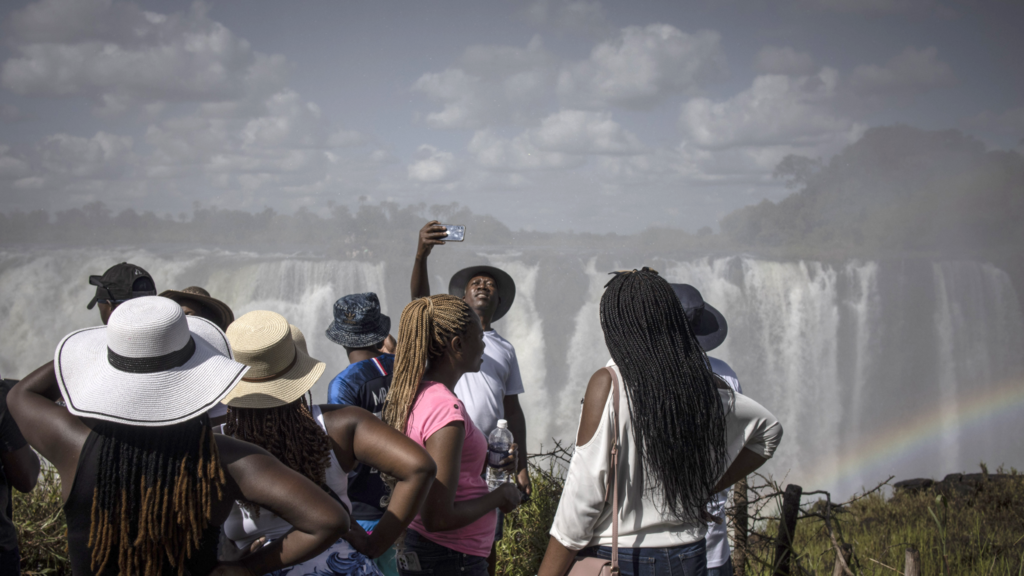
[932,261,1024,472]
[0,249,386,401]
[1,249,1021,497]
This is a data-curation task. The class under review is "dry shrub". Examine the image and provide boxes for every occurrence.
[497,445,570,576]
[13,464,69,575]
[738,465,1024,576]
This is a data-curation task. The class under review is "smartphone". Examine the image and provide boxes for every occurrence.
[442,224,465,242]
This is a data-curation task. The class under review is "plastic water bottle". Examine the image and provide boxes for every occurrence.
[486,419,514,491]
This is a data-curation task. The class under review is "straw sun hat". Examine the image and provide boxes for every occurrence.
[55,296,249,426]
[221,310,325,409]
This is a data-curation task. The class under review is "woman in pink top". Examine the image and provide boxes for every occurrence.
[383,295,521,576]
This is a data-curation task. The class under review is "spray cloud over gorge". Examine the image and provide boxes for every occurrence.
[3,126,1023,499]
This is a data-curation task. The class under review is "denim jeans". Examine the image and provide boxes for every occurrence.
[707,557,734,576]
[578,539,707,576]
[397,529,488,576]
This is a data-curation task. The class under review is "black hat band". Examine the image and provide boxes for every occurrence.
[107,337,196,374]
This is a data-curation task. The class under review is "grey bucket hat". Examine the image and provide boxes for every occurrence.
[325,292,392,348]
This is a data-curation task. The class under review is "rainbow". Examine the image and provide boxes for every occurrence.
[802,379,1024,491]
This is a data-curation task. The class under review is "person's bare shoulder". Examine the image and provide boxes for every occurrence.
[576,368,612,446]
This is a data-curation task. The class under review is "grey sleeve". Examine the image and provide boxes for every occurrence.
[504,347,525,396]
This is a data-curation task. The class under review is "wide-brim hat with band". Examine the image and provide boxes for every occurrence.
[448,265,516,322]
[55,296,249,426]
[222,310,325,409]
[669,283,728,352]
[159,286,235,332]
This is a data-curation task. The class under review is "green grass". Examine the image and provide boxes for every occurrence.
[12,459,1024,576]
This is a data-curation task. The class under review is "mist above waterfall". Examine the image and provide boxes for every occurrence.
[1,126,1022,498]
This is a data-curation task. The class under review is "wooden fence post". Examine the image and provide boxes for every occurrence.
[831,544,853,576]
[905,547,921,576]
[772,484,803,576]
[731,476,749,576]
[729,475,753,573]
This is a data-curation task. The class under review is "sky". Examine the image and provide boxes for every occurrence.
[0,0,1021,233]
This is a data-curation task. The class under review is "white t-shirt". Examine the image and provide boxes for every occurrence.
[706,356,742,568]
[453,329,525,437]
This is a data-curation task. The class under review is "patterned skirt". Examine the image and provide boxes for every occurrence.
[267,538,383,576]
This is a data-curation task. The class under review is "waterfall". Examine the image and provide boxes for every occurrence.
[1,248,1021,497]
[0,249,386,401]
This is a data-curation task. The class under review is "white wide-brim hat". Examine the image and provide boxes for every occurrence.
[55,296,249,426]
[221,310,326,409]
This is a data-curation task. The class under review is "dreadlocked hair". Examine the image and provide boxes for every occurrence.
[224,396,331,515]
[88,416,225,576]
[600,267,728,523]
[383,295,472,435]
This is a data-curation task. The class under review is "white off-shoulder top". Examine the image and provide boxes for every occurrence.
[549,361,783,551]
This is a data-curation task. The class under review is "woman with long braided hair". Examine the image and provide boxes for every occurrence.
[383,295,520,576]
[539,269,783,576]
[219,311,435,576]
[8,296,349,576]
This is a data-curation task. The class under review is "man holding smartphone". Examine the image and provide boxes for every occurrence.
[411,221,531,576]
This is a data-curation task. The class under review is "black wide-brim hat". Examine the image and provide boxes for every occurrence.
[669,283,728,352]
[448,265,516,322]
[159,289,235,332]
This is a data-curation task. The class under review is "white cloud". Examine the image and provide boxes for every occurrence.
[530,110,643,155]
[0,146,30,180]
[239,91,328,150]
[465,109,641,172]
[1,0,286,110]
[413,36,556,129]
[468,130,583,172]
[850,47,955,96]
[525,0,608,33]
[557,25,726,109]
[680,68,862,149]
[407,145,460,182]
[965,105,1024,134]
[40,131,134,178]
[0,0,388,213]
[799,0,936,13]
[754,46,816,76]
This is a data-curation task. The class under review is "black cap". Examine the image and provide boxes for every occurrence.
[86,263,157,310]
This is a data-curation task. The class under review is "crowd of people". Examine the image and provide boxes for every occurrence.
[0,221,783,576]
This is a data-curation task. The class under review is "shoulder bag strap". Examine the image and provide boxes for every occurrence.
[604,366,621,575]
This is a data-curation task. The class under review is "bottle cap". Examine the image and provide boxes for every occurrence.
[497,419,508,429]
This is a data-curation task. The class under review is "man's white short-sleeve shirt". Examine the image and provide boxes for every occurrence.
[707,355,743,569]
[454,329,524,437]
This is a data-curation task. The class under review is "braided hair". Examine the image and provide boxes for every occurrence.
[224,396,332,514]
[383,295,472,435]
[88,416,225,576]
[600,268,728,523]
